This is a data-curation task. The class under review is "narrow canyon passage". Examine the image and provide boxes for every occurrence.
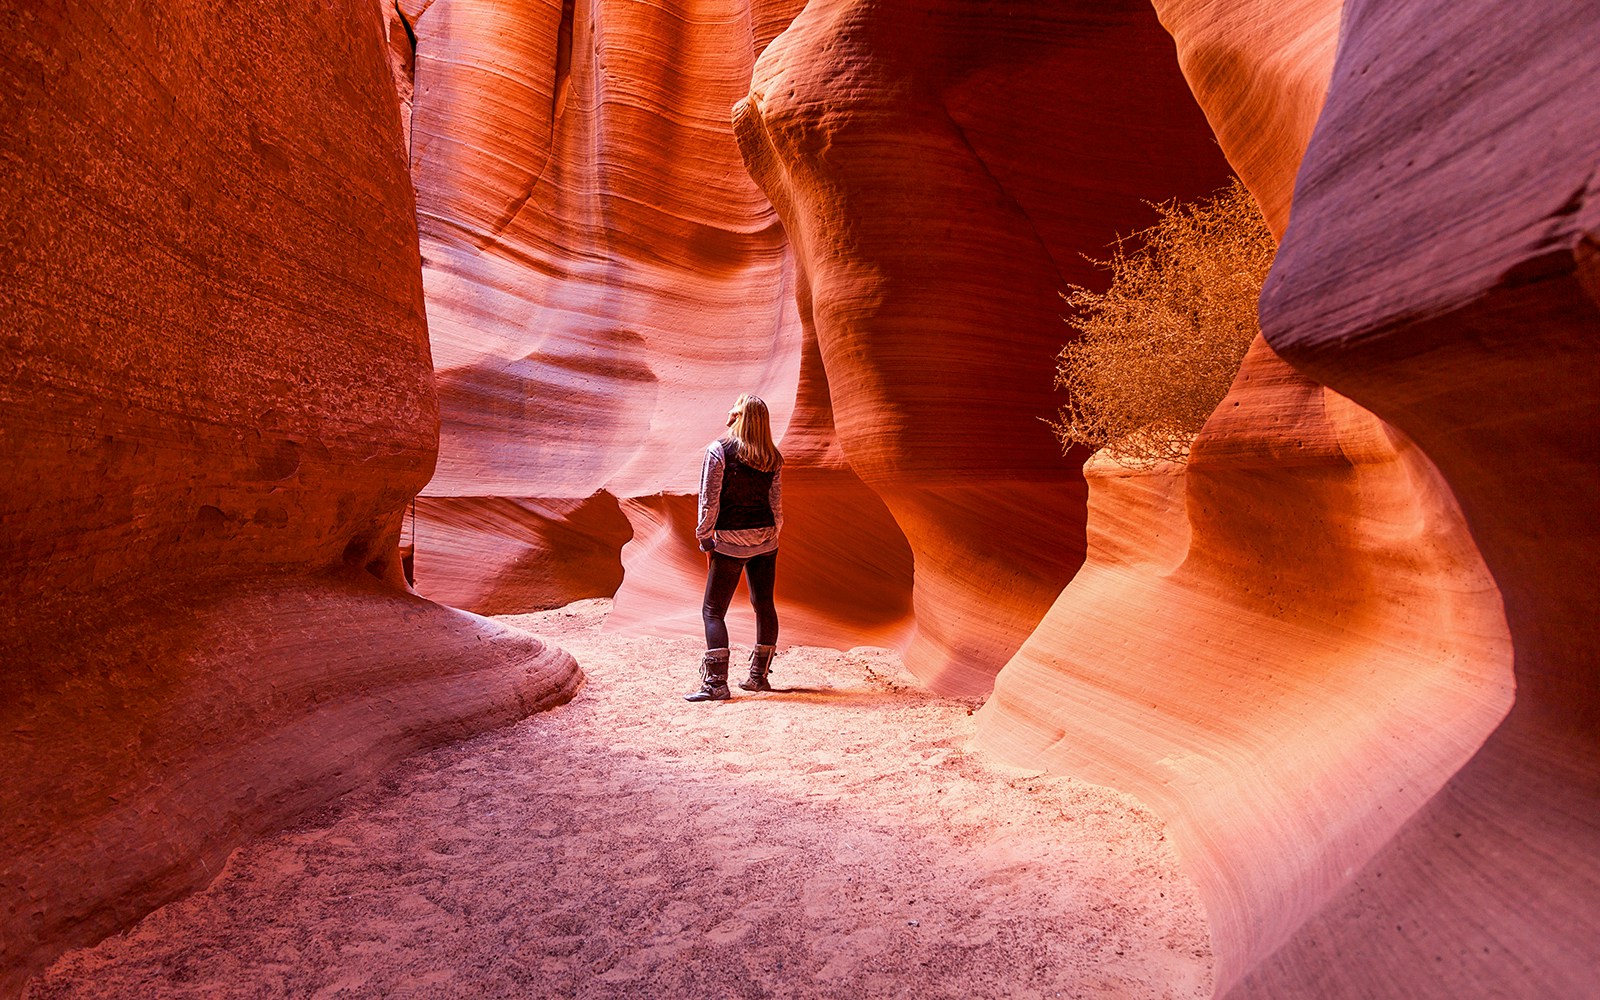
[28,603,1210,1000]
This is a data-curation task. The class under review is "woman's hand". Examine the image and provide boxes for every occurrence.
[698,537,716,552]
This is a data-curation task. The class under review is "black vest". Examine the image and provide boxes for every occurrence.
[714,439,776,530]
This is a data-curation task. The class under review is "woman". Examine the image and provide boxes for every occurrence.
[685,393,783,702]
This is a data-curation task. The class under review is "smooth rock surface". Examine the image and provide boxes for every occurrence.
[11,2,1593,998]
[1151,0,1342,239]
[405,0,1244,698]
[0,2,577,992]
[734,0,1235,692]
[977,405,1514,994]
[1244,0,1600,995]
[975,2,1542,994]
[401,0,869,634]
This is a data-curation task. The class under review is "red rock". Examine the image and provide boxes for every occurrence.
[400,0,926,654]
[977,368,1514,992]
[1244,0,1600,994]
[404,1,1233,690]
[11,1,1591,997]
[0,2,577,991]
[978,1,1598,996]
[734,0,1234,691]
[409,495,633,615]
[1151,0,1342,240]
[402,0,820,616]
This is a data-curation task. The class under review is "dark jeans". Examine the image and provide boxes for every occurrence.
[702,549,778,650]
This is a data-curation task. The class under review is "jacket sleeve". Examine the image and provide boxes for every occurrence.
[695,445,723,541]
[770,466,784,533]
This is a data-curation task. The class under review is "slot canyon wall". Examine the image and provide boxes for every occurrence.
[1235,0,1600,994]
[384,0,1600,991]
[0,1,578,992]
[731,0,1239,691]
[405,0,1234,692]
[5,0,1595,997]
[972,1,1597,998]
[403,1,1587,992]
[400,0,929,655]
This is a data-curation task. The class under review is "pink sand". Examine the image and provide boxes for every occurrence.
[28,600,1211,999]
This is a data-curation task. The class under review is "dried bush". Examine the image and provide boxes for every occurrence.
[1050,178,1275,468]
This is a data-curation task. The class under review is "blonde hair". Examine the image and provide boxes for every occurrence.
[726,393,782,472]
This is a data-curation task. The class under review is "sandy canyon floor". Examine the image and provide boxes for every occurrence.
[28,600,1212,1000]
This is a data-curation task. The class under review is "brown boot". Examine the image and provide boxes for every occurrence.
[738,644,776,691]
[685,648,731,702]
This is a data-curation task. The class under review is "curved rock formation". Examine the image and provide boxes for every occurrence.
[0,2,577,992]
[734,0,1235,692]
[1151,0,1342,238]
[1241,1,1600,995]
[403,0,815,607]
[410,494,634,616]
[13,2,1586,997]
[406,0,805,500]
[978,1,1594,996]
[977,369,1513,991]
[401,0,920,651]
[406,0,1240,688]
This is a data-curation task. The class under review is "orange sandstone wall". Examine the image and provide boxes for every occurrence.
[0,2,577,992]
[734,0,1236,692]
[1239,0,1600,995]
[1151,0,1341,239]
[403,0,1237,692]
[400,0,915,648]
[403,0,805,504]
[978,1,1593,997]
[977,369,1513,993]
[399,0,847,634]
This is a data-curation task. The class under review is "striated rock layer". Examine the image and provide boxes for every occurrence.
[398,0,897,642]
[1151,0,1341,238]
[0,2,577,992]
[1241,0,1600,995]
[977,382,1513,993]
[979,0,1597,996]
[406,0,1235,689]
[404,0,808,501]
[734,0,1235,691]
